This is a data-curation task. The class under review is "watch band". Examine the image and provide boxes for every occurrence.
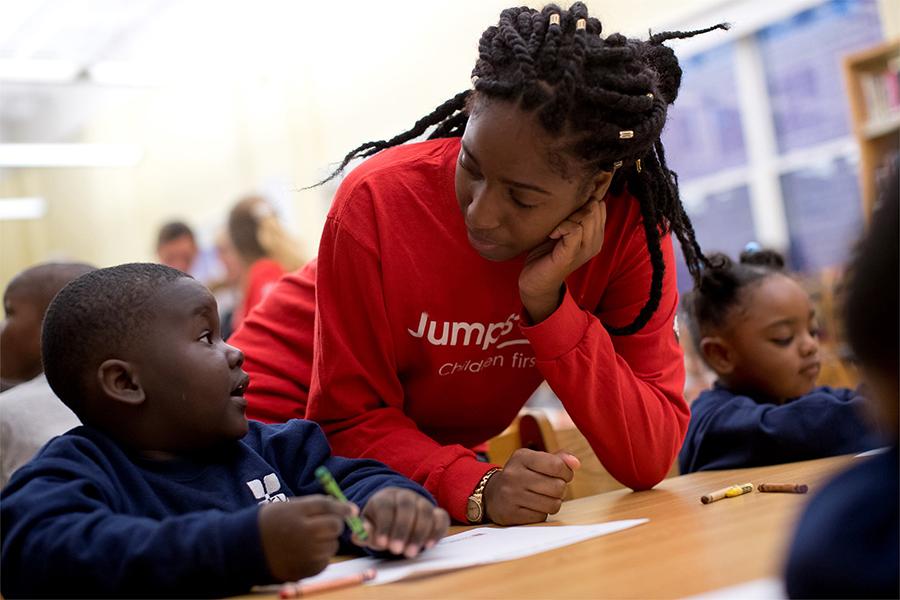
[474,467,502,496]
[467,467,502,524]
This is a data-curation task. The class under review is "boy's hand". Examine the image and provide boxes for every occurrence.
[483,448,580,525]
[258,495,355,582]
[357,488,449,558]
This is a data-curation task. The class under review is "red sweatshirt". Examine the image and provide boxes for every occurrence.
[234,258,285,329]
[231,138,688,522]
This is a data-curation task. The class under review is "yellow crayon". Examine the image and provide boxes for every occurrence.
[701,482,754,504]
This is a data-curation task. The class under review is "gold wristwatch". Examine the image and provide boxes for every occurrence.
[466,467,502,524]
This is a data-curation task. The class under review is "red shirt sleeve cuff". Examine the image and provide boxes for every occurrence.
[519,287,590,360]
[438,458,499,523]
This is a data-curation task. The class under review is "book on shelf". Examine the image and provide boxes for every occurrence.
[858,56,900,127]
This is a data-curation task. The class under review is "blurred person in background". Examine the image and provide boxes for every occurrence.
[155,221,198,275]
[784,168,898,598]
[227,196,304,330]
[1,261,95,487]
[211,229,244,340]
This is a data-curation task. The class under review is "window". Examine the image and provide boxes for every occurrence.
[674,186,756,293]
[662,43,747,180]
[660,0,883,283]
[781,155,864,271]
[758,0,884,153]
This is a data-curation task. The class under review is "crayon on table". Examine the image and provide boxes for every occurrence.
[314,465,368,541]
[757,482,808,493]
[280,568,377,598]
[700,482,754,504]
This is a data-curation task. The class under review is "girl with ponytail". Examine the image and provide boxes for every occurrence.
[233,3,726,526]
[678,246,877,474]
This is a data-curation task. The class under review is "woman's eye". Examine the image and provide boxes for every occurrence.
[509,190,536,209]
[458,157,482,179]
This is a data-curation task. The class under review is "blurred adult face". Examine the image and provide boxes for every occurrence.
[157,235,198,274]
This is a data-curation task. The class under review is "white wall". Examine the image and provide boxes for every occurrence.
[0,0,860,290]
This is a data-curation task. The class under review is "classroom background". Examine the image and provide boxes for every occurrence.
[1,0,898,348]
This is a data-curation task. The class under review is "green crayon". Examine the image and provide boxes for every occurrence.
[315,466,368,541]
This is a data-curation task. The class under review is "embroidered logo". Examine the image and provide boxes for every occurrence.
[246,473,288,504]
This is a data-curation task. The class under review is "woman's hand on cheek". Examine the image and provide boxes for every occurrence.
[519,200,607,323]
[356,488,450,558]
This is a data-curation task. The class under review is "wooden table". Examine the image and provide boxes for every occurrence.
[249,454,856,599]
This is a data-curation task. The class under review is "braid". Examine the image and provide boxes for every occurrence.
[606,165,666,336]
[315,91,471,185]
[319,2,729,335]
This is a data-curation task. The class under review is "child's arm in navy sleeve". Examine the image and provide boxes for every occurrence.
[0,466,270,598]
[696,388,875,469]
[256,420,437,555]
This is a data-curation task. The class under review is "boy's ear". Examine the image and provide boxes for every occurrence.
[97,359,145,406]
[699,337,735,375]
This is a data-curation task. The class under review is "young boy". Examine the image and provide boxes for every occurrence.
[0,263,449,598]
[784,171,898,597]
[678,249,876,473]
[0,261,94,486]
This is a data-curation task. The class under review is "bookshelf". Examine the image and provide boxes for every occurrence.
[843,38,900,219]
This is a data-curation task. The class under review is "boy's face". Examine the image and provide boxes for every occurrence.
[0,283,44,389]
[135,277,249,451]
[722,274,821,403]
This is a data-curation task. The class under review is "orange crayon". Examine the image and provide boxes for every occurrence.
[280,568,376,598]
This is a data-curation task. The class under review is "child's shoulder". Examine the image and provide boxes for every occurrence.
[32,425,119,460]
[691,384,749,409]
[4,426,128,488]
[241,419,332,472]
[242,419,327,449]
[799,386,858,401]
[693,385,857,410]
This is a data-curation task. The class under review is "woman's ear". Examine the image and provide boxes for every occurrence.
[97,359,145,406]
[584,170,615,204]
[699,336,736,375]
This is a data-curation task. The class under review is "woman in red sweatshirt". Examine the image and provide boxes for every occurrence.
[232,3,728,525]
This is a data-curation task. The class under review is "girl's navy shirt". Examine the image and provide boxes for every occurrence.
[678,384,877,474]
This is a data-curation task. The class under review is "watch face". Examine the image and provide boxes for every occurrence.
[466,499,482,523]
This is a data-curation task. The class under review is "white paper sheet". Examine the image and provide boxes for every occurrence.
[683,577,785,599]
[855,446,890,458]
[297,519,647,586]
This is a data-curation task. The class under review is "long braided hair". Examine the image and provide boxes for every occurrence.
[319,3,728,335]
